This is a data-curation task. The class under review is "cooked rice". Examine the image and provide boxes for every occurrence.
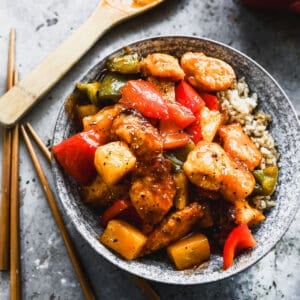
[217,78,279,210]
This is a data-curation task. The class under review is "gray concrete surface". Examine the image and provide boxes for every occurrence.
[0,0,299,299]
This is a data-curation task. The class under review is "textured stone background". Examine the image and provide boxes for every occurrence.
[0,0,299,299]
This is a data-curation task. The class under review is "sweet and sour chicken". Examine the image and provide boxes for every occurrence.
[53,50,278,271]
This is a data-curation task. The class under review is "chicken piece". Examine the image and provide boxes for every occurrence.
[83,104,123,141]
[181,52,235,92]
[143,202,203,254]
[130,156,176,228]
[218,123,262,171]
[183,141,255,202]
[111,110,163,158]
[140,53,185,81]
[220,162,256,202]
[200,106,224,142]
[229,199,265,226]
[147,76,176,102]
[79,175,129,208]
[183,142,226,191]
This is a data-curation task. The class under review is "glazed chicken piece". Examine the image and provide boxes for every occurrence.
[220,161,256,202]
[183,141,226,191]
[140,53,185,81]
[143,202,203,254]
[229,199,265,226]
[181,52,235,92]
[183,141,255,202]
[130,156,176,229]
[218,123,262,171]
[82,104,124,142]
[111,110,163,158]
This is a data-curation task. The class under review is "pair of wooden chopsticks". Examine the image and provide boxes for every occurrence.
[0,29,16,271]
[0,28,95,300]
[21,124,95,299]
[0,28,21,300]
[22,124,160,300]
[0,28,22,300]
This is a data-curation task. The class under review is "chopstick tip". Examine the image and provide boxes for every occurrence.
[10,28,16,38]
[20,124,25,133]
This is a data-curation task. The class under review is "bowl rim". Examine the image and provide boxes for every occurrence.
[52,35,300,285]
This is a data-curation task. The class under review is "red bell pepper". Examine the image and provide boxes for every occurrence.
[120,79,169,119]
[52,130,100,185]
[100,199,131,227]
[175,80,205,114]
[166,101,196,128]
[185,117,202,144]
[118,206,143,228]
[163,133,190,150]
[100,199,142,228]
[160,119,190,149]
[223,224,257,270]
[201,93,220,111]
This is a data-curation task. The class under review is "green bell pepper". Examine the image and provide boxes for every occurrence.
[76,82,101,105]
[171,140,195,162]
[76,72,132,106]
[106,52,141,74]
[253,165,279,196]
[98,72,129,102]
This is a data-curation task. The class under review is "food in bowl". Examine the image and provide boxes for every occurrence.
[52,49,279,271]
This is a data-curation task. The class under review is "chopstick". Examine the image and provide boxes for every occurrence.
[25,123,51,163]
[6,29,16,91]
[130,275,160,300]
[0,28,16,271]
[25,123,160,300]
[20,125,95,300]
[10,70,21,300]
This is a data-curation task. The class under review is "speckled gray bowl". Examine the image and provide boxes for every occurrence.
[52,36,300,285]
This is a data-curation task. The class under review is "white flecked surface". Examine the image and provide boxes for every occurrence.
[0,1,299,299]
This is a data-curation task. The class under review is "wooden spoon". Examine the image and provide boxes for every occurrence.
[0,0,164,127]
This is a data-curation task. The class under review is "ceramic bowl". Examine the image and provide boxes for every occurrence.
[52,36,300,284]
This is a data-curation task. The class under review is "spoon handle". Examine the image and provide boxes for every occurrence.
[0,4,129,127]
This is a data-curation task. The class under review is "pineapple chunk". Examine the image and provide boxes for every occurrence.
[94,141,136,185]
[167,233,210,270]
[173,171,188,210]
[100,220,147,260]
[200,107,223,142]
[74,104,99,129]
[75,104,99,120]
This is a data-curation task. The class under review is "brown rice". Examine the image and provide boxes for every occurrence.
[217,78,279,210]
